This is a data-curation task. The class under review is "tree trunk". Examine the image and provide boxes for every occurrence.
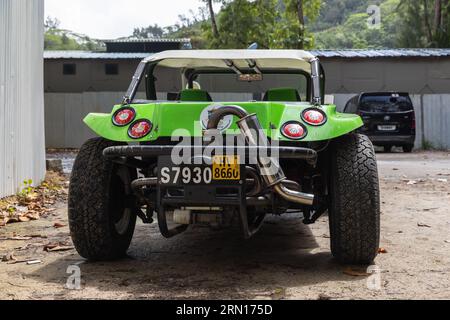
[207,0,220,39]
[435,0,442,31]
[423,0,434,43]
[297,0,305,49]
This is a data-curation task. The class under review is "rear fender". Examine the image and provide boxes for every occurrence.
[84,103,363,143]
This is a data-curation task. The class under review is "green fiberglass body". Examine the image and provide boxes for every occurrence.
[85,102,362,143]
[69,50,380,265]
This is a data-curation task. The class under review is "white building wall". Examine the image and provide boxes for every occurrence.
[0,0,45,197]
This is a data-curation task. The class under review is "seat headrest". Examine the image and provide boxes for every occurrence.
[264,88,301,102]
[179,89,213,102]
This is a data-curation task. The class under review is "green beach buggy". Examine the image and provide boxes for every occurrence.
[68,50,380,264]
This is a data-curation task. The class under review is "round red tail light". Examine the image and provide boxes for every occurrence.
[128,120,152,139]
[112,107,136,126]
[302,108,327,126]
[281,122,307,140]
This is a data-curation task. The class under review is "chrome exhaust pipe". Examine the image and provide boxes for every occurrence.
[206,106,315,206]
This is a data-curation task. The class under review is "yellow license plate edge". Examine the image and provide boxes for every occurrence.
[212,155,241,180]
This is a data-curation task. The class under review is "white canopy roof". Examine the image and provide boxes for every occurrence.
[144,50,316,73]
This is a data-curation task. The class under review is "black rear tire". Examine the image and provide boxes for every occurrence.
[68,138,137,261]
[403,145,414,153]
[383,145,392,153]
[329,134,380,264]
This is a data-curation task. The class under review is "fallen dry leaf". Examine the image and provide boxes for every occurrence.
[18,216,31,222]
[317,294,333,300]
[43,243,58,251]
[0,236,33,241]
[53,222,66,229]
[46,246,74,252]
[0,171,67,229]
[270,288,286,300]
[378,248,388,254]
[418,223,432,228]
[27,234,47,239]
[43,242,73,252]
[343,267,370,277]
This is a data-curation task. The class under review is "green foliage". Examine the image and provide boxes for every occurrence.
[204,0,278,49]
[132,24,165,38]
[44,16,103,51]
[202,0,322,49]
[422,139,435,150]
[45,31,83,50]
[271,0,322,49]
[310,0,371,31]
[314,0,401,49]
[398,0,450,48]
[18,179,34,198]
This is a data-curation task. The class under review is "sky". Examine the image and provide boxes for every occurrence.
[45,0,216,39]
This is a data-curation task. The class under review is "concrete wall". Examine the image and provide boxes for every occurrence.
[45,91,450,150]
[44,92,251,148]
[44,61,181,93]
[0,0,45,197]
[44,57,450,95]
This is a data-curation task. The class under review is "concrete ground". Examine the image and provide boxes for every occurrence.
[1,151,450,300]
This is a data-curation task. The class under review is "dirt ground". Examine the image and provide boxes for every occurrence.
[1,151,449,300]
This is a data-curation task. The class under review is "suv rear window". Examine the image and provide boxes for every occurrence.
[360,94,413,113]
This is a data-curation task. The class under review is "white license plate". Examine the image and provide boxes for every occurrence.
[378,125,396,131]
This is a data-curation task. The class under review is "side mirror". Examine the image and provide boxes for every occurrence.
[324,95,335,105]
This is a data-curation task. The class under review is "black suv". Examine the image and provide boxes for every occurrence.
[345,92,416,153]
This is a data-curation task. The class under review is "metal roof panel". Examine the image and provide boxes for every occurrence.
[44,49,450,60]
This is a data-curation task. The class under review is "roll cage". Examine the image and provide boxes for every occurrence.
[121,51,325,105]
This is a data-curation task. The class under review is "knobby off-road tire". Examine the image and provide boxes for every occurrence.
[329,134,380,264]
[68,138,137,261]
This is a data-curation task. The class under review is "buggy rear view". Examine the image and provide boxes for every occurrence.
[68,50,380,265]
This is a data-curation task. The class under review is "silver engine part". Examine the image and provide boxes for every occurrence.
[206,105,315,206]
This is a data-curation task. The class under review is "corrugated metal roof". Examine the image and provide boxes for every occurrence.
[44,49,450,60]
[103,38,191,43]
[44,51,150,59]
[310,49,450,58]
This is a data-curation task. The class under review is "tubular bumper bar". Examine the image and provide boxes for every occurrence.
[103,145,317,162]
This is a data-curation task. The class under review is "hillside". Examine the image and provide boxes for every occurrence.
[312,0,401,49]
[45,0,448,50]
[311,0,382,31]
